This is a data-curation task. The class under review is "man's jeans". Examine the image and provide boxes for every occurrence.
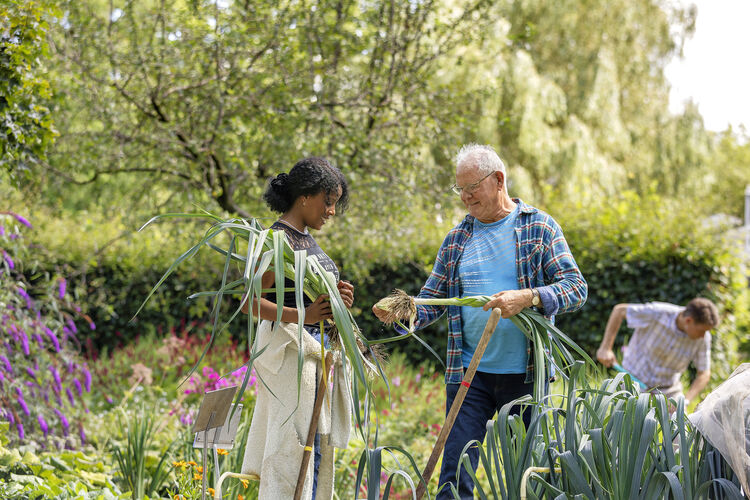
[436,372,535,500]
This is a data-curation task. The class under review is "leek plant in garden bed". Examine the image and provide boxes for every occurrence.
[463,363,745,500]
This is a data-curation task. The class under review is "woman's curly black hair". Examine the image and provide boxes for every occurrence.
[263,157,349,214]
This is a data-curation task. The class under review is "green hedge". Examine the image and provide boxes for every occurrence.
[27,193,749,377]
[23,209,233,353]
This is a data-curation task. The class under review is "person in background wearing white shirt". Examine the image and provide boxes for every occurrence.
[596,298,719,405]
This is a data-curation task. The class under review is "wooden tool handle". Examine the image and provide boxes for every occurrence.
[293,351,334,500]
[415,308,502,500]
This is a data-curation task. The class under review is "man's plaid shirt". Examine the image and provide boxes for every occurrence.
[413,199,588,384]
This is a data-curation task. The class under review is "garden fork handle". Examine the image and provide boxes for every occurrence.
[294,351,334,500]
[416,307,502,500]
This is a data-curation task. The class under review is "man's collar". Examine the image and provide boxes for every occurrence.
[512,198,537,214]
[463,198,536,223]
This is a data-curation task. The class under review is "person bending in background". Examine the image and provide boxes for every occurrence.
[596,298,719,405]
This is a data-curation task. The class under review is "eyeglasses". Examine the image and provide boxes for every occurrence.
[450,171,497,196]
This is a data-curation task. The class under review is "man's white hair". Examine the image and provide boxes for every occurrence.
[455,143,506,177]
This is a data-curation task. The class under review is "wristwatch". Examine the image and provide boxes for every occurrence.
[530,288,540,307]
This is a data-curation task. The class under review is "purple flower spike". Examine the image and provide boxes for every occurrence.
[54,409,70,435]
[49,366,62,391]
[26,366,37,379]
[2,251,13,269]
[44,328,60,352]
[16,423,24,440]
[66,387,75,406]
[20,331,30,356]
[106,396,113,404]
[79,424,86,445]
[89,322,96,331]
[33,333,44,349]
[58,278,67,299]
[0,225,4,236]
[17,287,30,300]
[0,355,11,373]
[16,387,30,416]
[73,379,83,396]
[12,213,32,227]
[66,319,77,334]
[38,414,49,436]
[83,366,92,392]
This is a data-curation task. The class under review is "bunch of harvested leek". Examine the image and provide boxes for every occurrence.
[136,213,380,427]
[374,289,595,403]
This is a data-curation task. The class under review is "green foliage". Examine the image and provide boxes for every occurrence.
[0,0,59,186]
[111,409,176,498]
[705,130,750,218]
[0,423,124,499]
[353,355,447,499]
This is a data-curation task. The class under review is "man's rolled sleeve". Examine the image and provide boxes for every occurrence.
[693,333,711,372]
[413,238,451,330]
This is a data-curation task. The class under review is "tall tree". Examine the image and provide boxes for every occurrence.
[45,0,492,224]
[488,0,697,201]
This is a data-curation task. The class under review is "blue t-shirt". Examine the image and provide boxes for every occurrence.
[458,206,527,373]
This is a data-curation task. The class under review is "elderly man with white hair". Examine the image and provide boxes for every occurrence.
[373,144,587,499]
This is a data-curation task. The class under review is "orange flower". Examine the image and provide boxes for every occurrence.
[196,466,204,474]
[193,473,202,481]
[188,461,198,466]
[207,488,215,496]
[241,479,249,489]
[238,495,244,500]
[216,448,229,455]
